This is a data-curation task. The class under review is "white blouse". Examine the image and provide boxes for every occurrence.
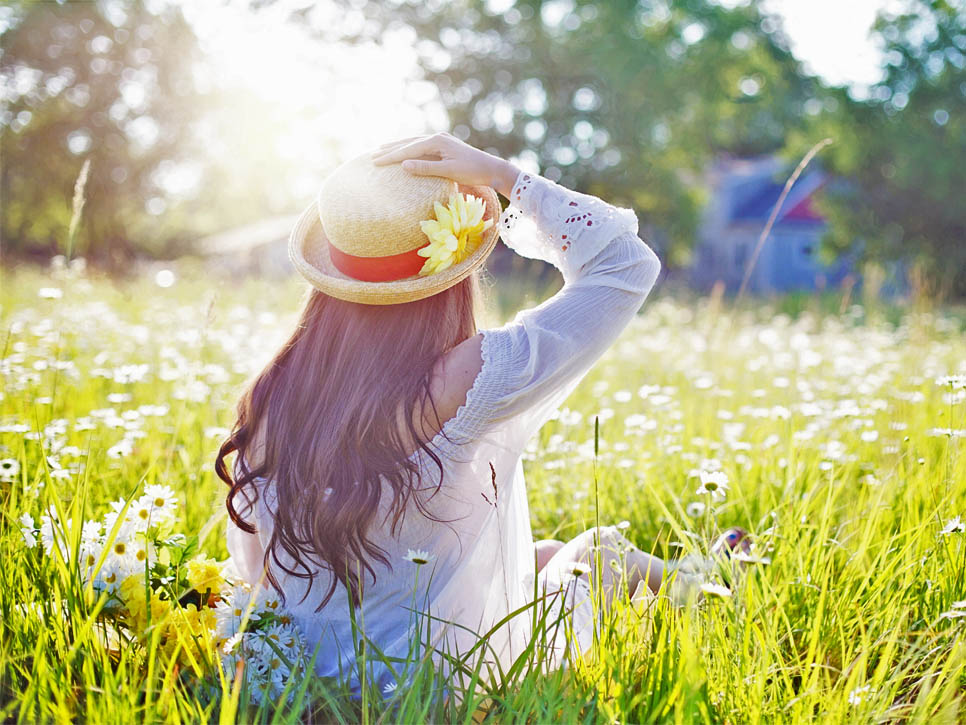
[225,169,662,695]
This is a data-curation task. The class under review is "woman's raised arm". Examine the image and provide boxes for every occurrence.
[424,163,662,451]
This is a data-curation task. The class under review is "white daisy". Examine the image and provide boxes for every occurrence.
[19,512,37,548]
[221,631,244,656]
[941,516,964,535]
[46,455,73,481]
[215,585,261,639]
[254,588,283,615]
[936,375,966,389]
[140,484,178,520]
[77,543,105,586]
[244,631,275,663]
[699,582,733,599]
[106,439,133,459]
[0,458,21,481]
[686,501,707,518]
[92,552,128,596]
[102,503,137,543]
[261,622,295,651]
[81,520,103,547]
[243,659,271,690]
[696,470,730,499]
[733,551,772,565]
[129,535,156,567]
[127,498,156,532]
[848,684,871,705]
[263,648,291,688]
[101,539,145,582]
[39,506,68,558]
[403,549,435,566]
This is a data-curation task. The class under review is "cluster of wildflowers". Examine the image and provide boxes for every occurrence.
[18,484,308,705]
[20,484,182,594]
[216,582,309,703]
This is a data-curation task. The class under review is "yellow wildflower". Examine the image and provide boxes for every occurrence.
[119,573,148,621]
[120,573,172,635]
[186,554,225,595]
[417,193,493,276]
[162,603,218,668]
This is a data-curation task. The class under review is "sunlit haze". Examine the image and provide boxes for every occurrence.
[181,0,448,202]
[763,0,900,90]
[182,0,897,198]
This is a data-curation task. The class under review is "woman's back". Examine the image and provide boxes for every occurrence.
[222,138,661,694]
[230,329,533,693]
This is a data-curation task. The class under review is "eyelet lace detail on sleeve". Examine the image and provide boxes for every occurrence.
[498,170,640,282]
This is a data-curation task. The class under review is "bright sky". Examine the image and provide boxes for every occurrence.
[763,0,901,90]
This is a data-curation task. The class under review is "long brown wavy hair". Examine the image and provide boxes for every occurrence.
[215,274,481,611]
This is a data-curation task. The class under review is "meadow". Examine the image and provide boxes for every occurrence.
[1,261,964,723]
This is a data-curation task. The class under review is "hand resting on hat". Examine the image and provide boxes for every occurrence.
[371,133,520,199]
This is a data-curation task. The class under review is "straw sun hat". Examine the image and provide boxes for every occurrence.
[288,151,501,305]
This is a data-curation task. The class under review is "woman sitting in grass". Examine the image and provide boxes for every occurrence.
[215,133,746,696]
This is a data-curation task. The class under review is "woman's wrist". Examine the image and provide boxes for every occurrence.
[488,158,522,199]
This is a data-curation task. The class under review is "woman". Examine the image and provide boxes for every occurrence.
[216,134,727,695]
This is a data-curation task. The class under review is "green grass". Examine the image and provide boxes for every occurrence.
[1,262,964,723]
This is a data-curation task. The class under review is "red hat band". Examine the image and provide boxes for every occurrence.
[327,240,426,282]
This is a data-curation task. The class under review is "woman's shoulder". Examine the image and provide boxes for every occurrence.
[432,333,484,415]
[407,332,484,449]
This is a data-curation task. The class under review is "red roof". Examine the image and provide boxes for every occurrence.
[783,194,824,222]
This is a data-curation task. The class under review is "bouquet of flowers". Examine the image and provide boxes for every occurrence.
[19,484,309,704]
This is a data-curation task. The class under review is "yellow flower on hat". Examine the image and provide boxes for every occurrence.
[417,192,493,276]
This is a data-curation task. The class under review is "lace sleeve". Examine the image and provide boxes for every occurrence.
[439,169,662,449]
[498,171,642,282]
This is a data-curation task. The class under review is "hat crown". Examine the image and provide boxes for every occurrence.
[317,153,458,258]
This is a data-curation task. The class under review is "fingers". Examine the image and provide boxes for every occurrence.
[372,138,421,161]
[372,134,448,166]
[372,140,435,165]
[375,135,424,152]
[399,158,455,179]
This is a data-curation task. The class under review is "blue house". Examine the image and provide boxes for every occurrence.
[691,156,855,294]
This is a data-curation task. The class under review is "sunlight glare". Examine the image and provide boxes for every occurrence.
[182,1,445,195]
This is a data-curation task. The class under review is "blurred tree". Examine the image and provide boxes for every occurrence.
[799,0,966,296]
[1,0,206,264]
[296,0,823,265]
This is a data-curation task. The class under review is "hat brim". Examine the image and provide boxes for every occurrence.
[288,184,501,305]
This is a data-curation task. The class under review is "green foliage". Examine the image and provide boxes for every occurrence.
[300,0,823,263]
[0,0,206,262]
[4,0,966,296]
[796,0,966,296]
[2,264,965,721]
